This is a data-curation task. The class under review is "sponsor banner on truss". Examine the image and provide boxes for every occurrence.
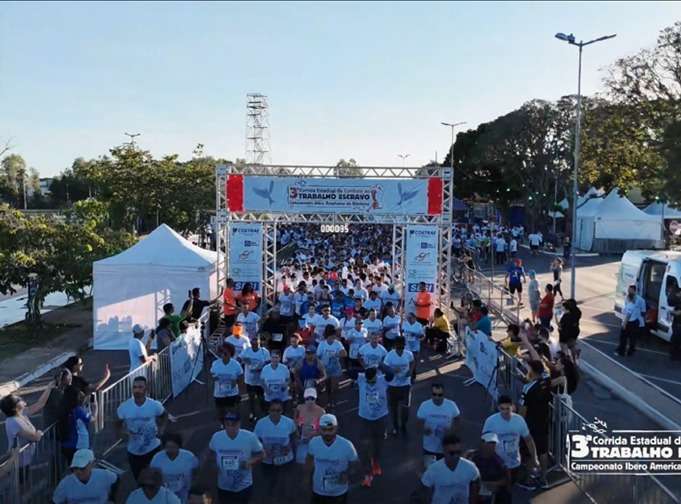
[227,175,443,215]
[404,225,439,317]
[228,222,263,292]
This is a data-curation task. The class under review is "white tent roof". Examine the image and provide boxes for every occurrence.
[644,202,681,219]
[596,189,659,221]
[577,187,605,207]
[577,197,603,217]
[96,224,217,268]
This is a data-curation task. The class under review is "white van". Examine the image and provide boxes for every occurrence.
[614,250,681,341]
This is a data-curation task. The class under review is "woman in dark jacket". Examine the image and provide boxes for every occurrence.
[559,299,581,350]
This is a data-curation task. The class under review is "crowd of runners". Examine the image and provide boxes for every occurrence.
[0,222,582,503]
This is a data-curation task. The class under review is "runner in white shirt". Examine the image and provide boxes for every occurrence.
[316,327,347,409]
[305,414,359,501]
[358,333,388,370]
[208,411,263,503]
[528,232,541,255]
[353,280,369,301]
[115,377,167,482]
[364,291,383,314]
[482,395,539,482]
[254,400,298,499]
[381,303,401,351]
[402,312,425,380]
[338,313,357,340]
[363,309,383,340]
[210,343,244,417]
[380,285,401,311]
[357,369,389,488]
[345,319,368,381]
[417,383,461,469]
[277,287,295,328]
[240,336,271,422]
[149,433,198,504]
[235,306,260,343]
[53,449,118,504]
[382,337,415,437]
[311,305,340,343]
[417,434,480,504]
[260,351,292,410]
[283,333,306,373]
[510,238,518,257]
[293,284,308,318]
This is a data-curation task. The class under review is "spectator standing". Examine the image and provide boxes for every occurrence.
[472,307,492,338]
[425,309,451,353]
[505,259,526,306]
[238,282,260,313]
[537,285,555,331]
[58,385,95,464]
[617,284,646,357]
[558,299,582,352]
[44,368,73,428]
[116,376,168,482]
[182,287,210,322]
[128,324,157,373]
[414,282,433,325]
[527,271,541,324]
[222,278,238,326]
[1,382,54,468]
[551,258,564,301]
[62,355,111,395]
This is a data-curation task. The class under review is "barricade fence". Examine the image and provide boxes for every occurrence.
[0,423,66,504]
[459,269,680,503]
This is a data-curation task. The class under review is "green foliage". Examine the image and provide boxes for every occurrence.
[335,158,363,178]
[0,203,135,325]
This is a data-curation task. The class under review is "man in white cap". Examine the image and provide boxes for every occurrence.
[416,434,480,504]
[128,324,156,373]
[469,432,511,503]
[53,448,119,503]
[305,413,359,503]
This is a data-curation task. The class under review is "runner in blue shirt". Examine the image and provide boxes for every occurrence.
[505,258,526,306]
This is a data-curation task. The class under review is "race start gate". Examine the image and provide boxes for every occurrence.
[214,164,456,317]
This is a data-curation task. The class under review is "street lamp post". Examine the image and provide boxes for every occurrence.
[397,153,410,167]
[440,121,466,175]
[555,32,616,300]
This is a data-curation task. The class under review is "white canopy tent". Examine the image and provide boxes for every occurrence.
[575,196,603,251]
[644,202,681,220]
[93,224,218,350]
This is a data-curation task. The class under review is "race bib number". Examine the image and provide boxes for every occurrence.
[502,439,516,455]
[322,473,342,492]
[366,391,380,406]
[218,377,236,395]
[274,455,288,465]
[220,455,239,471]
[272,333,284,342]
[165,473,184,492]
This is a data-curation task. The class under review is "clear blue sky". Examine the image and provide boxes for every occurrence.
[2,1,679,177]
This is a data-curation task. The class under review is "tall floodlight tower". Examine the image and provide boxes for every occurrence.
[246,93,270,164]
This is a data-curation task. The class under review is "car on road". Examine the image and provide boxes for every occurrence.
[614,250,681,341]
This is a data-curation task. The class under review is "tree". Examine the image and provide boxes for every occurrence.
[1,154,27,207]
[0,202,135,326]
[335,158,363,177]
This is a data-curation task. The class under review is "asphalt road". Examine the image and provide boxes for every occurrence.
[478,246,681,402]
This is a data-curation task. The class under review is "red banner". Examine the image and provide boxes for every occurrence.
[427,177,443,215]
[226,175,244,212]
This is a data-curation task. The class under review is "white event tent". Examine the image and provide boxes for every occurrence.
[93,224,218,350]
[577,189,663,252]
[644,202,681,220]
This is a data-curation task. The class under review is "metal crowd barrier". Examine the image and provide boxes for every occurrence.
[549,396,680,504]
[461,267,680,503]
[94,346,172,458]
[0,423,66,504]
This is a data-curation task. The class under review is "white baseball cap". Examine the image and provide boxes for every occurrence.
[132,324,144,335]
[319,414,338,428]
[481,432,499,444]
[70,449,95,468]
[303,388,317,400]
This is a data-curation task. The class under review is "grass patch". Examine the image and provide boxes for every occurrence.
[0,321,83,362]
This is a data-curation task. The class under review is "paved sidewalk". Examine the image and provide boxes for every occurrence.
[0,301,93,396]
